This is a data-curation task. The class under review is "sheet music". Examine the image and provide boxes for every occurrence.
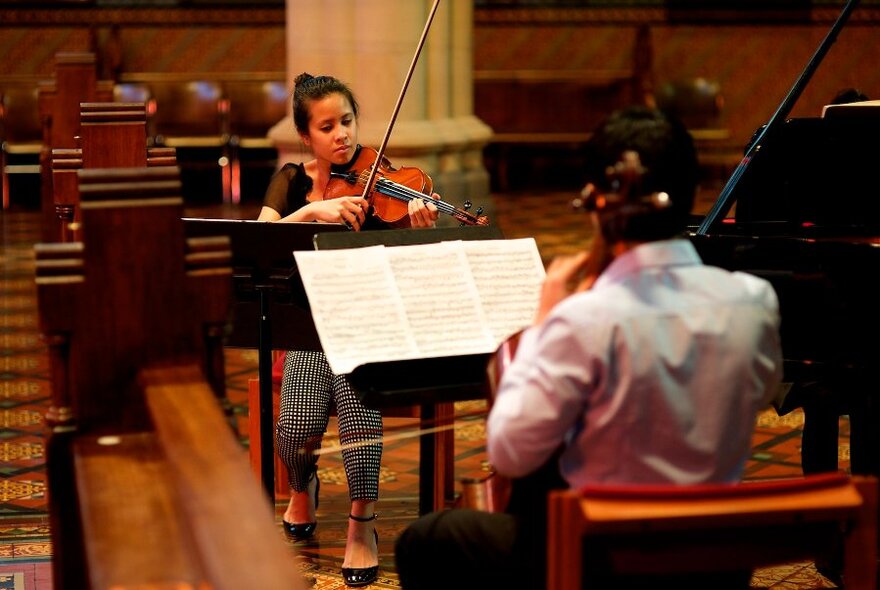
[294,238,545,374]
[821,99,880,118]
[293,245,419,373]
[460,238,546,343]
[385,242,496,357]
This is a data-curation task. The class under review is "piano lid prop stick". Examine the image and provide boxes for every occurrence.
[696,0,860,235]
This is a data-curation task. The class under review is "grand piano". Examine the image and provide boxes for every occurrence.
[689,0,879,475]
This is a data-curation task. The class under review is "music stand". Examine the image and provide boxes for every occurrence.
[314,224,504,514]
[183,218,349,498]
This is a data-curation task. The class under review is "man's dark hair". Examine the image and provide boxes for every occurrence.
[582,106,699,243]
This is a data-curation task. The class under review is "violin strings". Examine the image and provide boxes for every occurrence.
[353,169,482,223]
[376,178,450,210]
[375,178,475,220]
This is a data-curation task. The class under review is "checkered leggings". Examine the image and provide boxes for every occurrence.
[276,351,383,501]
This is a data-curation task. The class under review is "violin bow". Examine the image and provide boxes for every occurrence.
[359,0,442,202]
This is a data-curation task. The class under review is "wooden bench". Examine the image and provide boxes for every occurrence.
[474,68,642,191]
[35,165,306,589]
[128,77,233,205]
[654,77,741,186]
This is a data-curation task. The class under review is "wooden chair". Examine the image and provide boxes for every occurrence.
[655,77,725,131]
[248,351,292,500]
[547,472,878,590]
[224,79,288,142]
[149,79,233,204]
[223,79,289,203]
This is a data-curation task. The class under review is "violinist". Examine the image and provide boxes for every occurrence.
[257,72,438,588]
[258,73,439,229]
[394,106,784,590]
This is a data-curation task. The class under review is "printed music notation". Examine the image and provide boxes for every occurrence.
[294,238,546,374]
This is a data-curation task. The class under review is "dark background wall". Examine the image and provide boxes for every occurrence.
[2,2,879,192]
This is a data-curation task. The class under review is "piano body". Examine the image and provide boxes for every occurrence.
[691,111,880,389]
[689,0,880,474]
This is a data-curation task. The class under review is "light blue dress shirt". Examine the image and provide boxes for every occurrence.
[487,238,783,488]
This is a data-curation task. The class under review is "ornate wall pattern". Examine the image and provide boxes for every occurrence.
[1,5,878,156]
[473,6,880,148]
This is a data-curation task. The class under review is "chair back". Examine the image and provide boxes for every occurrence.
[150,80,225,142]
[112,82,151,105]
[225,80,289,139]
[547,472,878,590]
[1,85,42,144]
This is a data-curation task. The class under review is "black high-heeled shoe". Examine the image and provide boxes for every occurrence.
[282,468,320,541]
[341,513,379,588]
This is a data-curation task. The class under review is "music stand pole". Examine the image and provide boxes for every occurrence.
[257,286,275,499]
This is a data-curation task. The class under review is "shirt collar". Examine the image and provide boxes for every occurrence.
[593,239,702,289]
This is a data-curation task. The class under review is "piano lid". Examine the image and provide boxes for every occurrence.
[730,114,880,231]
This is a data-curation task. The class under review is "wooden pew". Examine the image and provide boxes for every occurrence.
[35,166,306,590]
[38,52,113,242]
[474,25,653,192]
[475,68,641,192]
[0,81,43,210]
[51,102,178,242]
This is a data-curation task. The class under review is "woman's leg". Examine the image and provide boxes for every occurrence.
[276,351,333,524]
[345,499,378,569]
[332,374,382,570]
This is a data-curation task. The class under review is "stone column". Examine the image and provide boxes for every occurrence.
[269,0,492,225]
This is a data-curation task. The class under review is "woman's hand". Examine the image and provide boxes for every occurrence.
[306,196,369,230]
[408,195,439,229]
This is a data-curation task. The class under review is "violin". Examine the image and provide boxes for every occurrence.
[325,145,490,229]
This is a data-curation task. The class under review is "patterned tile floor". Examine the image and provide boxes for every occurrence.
[0,180,850,589]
